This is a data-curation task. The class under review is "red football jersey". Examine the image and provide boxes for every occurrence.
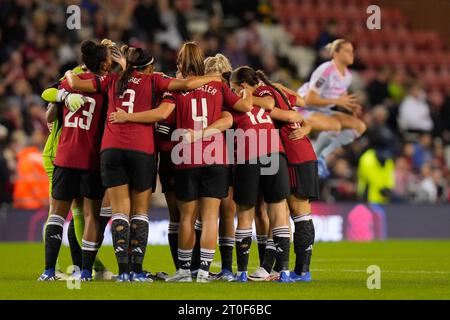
[98,71,173,155]
[172,81,239,169]
[155,91,176,153]
[256,86,317,164]
[54,73,106,170]
[226,86,284,163]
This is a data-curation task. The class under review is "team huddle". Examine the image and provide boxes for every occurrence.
[38,37,363,283]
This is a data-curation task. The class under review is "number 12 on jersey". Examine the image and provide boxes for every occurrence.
[247,108,272,125]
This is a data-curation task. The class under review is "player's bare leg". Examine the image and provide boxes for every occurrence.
[308,112,342,133]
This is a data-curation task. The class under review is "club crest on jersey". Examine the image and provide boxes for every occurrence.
[315,77,325,89]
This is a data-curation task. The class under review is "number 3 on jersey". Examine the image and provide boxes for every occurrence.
[64,97,96,130]
[121,89,135,113]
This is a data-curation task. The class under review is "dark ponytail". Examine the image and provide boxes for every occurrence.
[80,40,108,74]
[230,66,259,86]
[231,66,292,109]
[221,71,231,85]
[116,47,154,96]
[255,69,292,109]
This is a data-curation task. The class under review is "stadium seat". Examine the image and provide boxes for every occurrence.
[270,0,449,97]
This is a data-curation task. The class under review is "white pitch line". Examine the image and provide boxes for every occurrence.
[312,269,450,274]
[313,258,425,262]
[211,263,450,275]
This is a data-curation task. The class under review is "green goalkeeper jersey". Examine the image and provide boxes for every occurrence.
[41,65,86,160]
[42,112,63,160]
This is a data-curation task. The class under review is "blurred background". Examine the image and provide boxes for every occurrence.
[0,0,450,242]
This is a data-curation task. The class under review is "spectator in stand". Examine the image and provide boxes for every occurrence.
[367,66,391,107]
[433,141,448,174]
[438,94,450,146]
[12,131,48,210]
[415,165,447,203]
[262,52,294,86]
[203,34,221,57]
[0,3,27,52]
[155,0,188,50]
[393,157,415,201]
[311,20,340,71]
[133,0,164,42]
[427,89,445,138]
[0,0,448,207]
[412,134,433,172]
[315,19,339,50]
[402,142,415,170]
[223,33,248,68]
[388,69,408,104]
[0,124,12,205]
[204,14,226,45]
[367,105,398,153]
[322,158,357,202]
[357,125,395,204]
[398,82,434,134]
[246,40,264,70]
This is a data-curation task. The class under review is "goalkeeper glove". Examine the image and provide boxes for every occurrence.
[65,93,86,112]
[41,88,86,112]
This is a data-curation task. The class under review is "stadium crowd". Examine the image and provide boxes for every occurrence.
[1,0,449,208]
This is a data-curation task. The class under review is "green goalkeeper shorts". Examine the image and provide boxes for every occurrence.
[43,156,55,196]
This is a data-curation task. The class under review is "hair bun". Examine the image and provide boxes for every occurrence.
[120,44,129,54]
[81,40,98,55]
[100,38,115,48]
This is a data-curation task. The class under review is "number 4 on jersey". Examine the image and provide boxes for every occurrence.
[191,98,208,129]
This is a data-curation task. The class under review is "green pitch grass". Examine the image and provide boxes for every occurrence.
[1,241,449,300]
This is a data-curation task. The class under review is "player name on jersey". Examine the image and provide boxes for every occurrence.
[180,84,218,96]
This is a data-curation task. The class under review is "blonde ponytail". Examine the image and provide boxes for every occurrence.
[205,54,233,82]
[205,54,232,73]
[326,39,350,54]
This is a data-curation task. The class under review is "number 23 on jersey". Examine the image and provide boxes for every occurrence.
[64,97,96,130]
